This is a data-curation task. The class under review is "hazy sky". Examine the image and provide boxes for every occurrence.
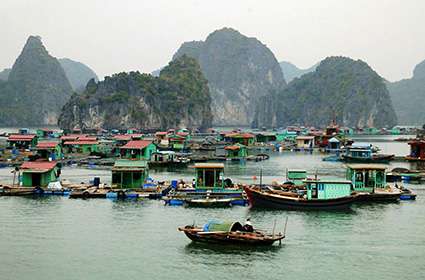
[1,0,424,81]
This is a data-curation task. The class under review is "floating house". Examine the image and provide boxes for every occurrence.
[224,133,255,146]
[326,137,341,153]
[7,134,38,149]
[304,180,352,200]
[224,144,247,160]
[120,140,156,160]
[286,169,307,186]
[255,133,277,143]
[345,164,387,192]
[406,140,425,161]
[35,142,62,160]
[168,132,189,151]
[194,163,225,189]
[36,128,55,139]
[63,137,99,154]
[276,130,297,142]
[111,160,149,189]
[20,161,60,187]
[295,136,315,150]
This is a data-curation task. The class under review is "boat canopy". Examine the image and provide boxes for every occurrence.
[202,221,244,232]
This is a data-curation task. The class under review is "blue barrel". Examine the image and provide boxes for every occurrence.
[106,192,118,199]
[171,180,178,189]
[93,177,100,187]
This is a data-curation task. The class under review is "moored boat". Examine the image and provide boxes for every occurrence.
[178,220,286,246]
[245,179,358,210]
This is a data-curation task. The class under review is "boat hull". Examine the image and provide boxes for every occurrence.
[245,187,357,210]
[180,229,283,246]
[342,155,394,163]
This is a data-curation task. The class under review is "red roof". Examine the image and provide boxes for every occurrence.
[177,132,189,137]
[225,145,241,150]
[155,131,168,136]
[21,161,57,171]
[77,136,97,141]
[114,135,132,141]
[8,134,36,141]
[121,140,152,149]
[63,141,99,145]
[224,133,255,138]
[36,142,59,149]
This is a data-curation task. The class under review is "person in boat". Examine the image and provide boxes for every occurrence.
[243,218,254,232]
[192,179,196,188]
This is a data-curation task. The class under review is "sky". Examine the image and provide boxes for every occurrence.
[1,0,424,82]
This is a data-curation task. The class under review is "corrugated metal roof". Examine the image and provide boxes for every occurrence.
[346,164,388,170]
[63,141,99,145]
[21,161,57,171]
[8,134,36,141]
[194,163,224,169]
[121,140,152,149]
[36,142,59,149]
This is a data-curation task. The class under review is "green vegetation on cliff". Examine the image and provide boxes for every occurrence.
[254,56,397,128]
[58,55,212,130]
[387,59,425,125]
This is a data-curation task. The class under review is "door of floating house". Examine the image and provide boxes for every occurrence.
[194,163,225,190]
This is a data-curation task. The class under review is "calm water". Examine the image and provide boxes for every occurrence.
[1,135,425,280]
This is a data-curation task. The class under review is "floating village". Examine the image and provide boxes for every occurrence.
[0,124,424,245]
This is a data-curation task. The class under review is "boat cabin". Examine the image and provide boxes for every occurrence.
[7,134,38,149]
[120,140,156,160]
[295,136,315,150]
[304,180,352,200]
[112,160,148,189]
[35,142,62,160]
[286,169,307,186]
[224,144,247,159]
[20,161,60,187]
[407,140,425,160]
[345,143,372,158]
[194,163,225,189]
[345,164,387,192]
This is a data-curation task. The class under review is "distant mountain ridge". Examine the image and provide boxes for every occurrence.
[387,59,425,125]
[173,27,285,126]
[279,61,317,82]
[58,58,98,92]
[254,56,397,128]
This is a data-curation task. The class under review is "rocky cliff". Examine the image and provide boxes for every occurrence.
[0,36,73,126]
[58,55,212,131]
[254,56,397,128]
[279,61,317,83]
[387,59,425,125]
[173,28,285,126]
[59,58,98,92]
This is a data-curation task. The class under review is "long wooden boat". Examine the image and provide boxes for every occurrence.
[244,185,358,210]
[342,154,395,163]
[178,221,285,246]
[185,197,235,207]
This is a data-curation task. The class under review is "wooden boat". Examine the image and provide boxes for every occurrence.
[178,221,285,246]
[0,186,36,196]
[245,185,358,210]
[342,143,394,163]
